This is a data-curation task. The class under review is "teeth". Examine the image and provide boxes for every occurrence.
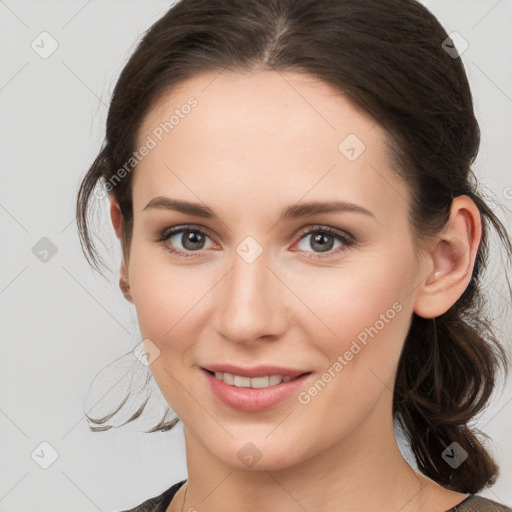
[213,372,295,388]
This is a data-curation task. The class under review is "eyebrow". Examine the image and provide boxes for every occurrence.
[143,196,376,221]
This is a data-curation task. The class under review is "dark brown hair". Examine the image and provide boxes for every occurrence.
[76,0,512,494]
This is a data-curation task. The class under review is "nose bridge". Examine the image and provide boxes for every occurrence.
[214,244,286,343]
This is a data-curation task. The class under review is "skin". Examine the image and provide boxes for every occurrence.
[109,70,481,511]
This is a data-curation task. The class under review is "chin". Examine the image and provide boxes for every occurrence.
[208,436,310,473]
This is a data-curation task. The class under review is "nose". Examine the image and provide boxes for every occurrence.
[213,246,288,345]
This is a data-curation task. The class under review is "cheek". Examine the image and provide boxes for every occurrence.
[290,252,414,395]
[128,249,210,414]
[292,253,412,345]
[128,245,214,349]
[291,269,413,447]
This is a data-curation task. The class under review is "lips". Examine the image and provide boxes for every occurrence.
[200,365,314,412]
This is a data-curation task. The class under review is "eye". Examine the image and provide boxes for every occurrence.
[156,224,355,259]
[157,226,216,258]
[292,226,355,259]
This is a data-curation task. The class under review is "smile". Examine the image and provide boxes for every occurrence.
[210,370,301,388]
[201,368,313,412]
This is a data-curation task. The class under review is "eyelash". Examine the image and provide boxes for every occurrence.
[156,224,355,260]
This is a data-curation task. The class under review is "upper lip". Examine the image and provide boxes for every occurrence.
[202,364,310,378]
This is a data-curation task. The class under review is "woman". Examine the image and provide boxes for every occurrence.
[76,0,512,510]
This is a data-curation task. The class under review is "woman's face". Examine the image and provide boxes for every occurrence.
[122,70,429,470]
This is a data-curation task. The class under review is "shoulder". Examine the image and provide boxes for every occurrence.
[450,494,512,511]
[119,479,187,512]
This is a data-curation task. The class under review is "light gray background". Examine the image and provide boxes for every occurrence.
[0,1,511,511]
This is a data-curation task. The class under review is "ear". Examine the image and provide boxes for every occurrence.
[109,194,133,303]
[413,195,482,318]
[109,193,123,239]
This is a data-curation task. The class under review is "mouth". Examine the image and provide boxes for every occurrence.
[201,367,314,412]
[203,368,311,389]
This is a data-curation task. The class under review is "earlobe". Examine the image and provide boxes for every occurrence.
[413,196,482,319]
[119,258,134,303]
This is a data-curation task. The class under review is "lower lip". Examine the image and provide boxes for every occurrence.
[202,368,313,412]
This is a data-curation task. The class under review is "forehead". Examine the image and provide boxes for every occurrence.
[133,70,409,223]
[138,70,383,153]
